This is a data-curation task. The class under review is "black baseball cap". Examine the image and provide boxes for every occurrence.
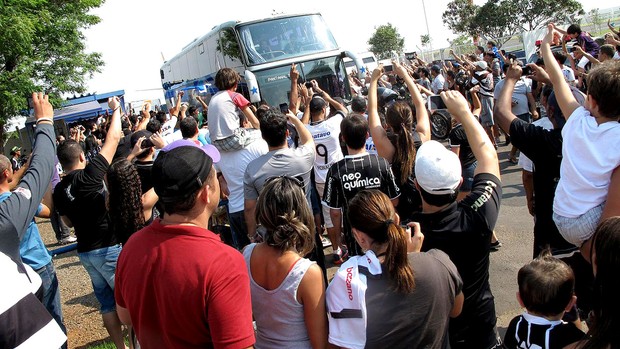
[152,140,221,204]
[130,130,153,148]
[309,95,327,113]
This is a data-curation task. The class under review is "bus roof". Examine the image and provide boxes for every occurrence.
[162,12,322,69]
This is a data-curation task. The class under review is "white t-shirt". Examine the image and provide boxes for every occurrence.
[431,74,445,95]
[494,78,532,116]
[518,117,554,172]
[216,139,269,213]
[304,112,345,183]
[160,115,177,139]
[207,90,251,141]
[562,67,576,85]
[554,107,620,217]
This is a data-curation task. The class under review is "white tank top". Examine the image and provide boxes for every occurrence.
[243,244,315,349]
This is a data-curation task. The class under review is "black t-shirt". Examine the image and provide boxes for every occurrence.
[414,173,501,346]
[135,159,154,195]
[323,153,400,256]
[509,119,576,257]
[53,153,116,252]
[449,124,476,168]
[388,130,423,221]
[503,314,585,349]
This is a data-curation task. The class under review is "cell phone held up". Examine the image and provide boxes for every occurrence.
[383,65,393,73]
[279,103,289,114]
[427,95,447,110]
[521,65,532,76]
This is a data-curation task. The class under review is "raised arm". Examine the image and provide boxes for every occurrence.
[607,19,620,37]
[471,87,482,116]
[196,95,208,114]
[442,91,500,178]
[287,111,313,147]
[98,96,123,164]
[493,62,520,134]
[394,61,429,142]
[574,45,600,66]
[540,24,580,119]
[312,81,347,114]
[368,65,396,162]
[135,102,151,131]
[0,93,56,256]
[289,64,300,115]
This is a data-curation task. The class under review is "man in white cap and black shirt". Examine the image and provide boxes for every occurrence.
[115,139,255,348]
[412,91,502,349]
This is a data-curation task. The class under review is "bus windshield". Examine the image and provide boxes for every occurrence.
[251,55,350,106]
[238,14,338,65]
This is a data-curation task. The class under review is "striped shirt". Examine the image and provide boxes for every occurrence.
[323,153,400,255]
[0,253,66,348]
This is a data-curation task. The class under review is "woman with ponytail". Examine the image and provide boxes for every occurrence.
[243,176,327,349]
[326,189,464,349]
[368,61,430,222]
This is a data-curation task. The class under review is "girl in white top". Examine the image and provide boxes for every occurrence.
[540,25,620,259]
[243,176,327,349]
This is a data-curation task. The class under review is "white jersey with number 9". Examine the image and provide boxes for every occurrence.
[305,111,345,184]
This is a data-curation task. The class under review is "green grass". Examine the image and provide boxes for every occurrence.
[86,342,118,349]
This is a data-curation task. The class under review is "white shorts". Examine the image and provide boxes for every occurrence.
[553,204,604,247]
[315,182,334,229]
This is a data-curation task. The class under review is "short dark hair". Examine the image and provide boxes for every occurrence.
[188,106,198,115]
[418,67,430,78]
[351,96,367,113]
[485,51,495,58]
[567,24,582,35]
[476,45,485,53]
[340,114,368,150]
[599,44,616,58]
[57,140,83,169]
[259,107,288,147]
[418,186,458,207]
[180,117,198,139]
[487,40,496,47]
[518,251,575,317]
[156,111,166,124]
[586,61,620,119]
[552,51,568,65]
[215,68,240,90]
[146,119,161,133]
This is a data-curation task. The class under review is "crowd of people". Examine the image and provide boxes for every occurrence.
[1,21,619,349]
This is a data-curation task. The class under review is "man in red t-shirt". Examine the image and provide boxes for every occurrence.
[115,139,255,349]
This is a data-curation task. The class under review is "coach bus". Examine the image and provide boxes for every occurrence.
[160,13,365,109]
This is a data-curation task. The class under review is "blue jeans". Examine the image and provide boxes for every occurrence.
[228,211,250,250]
[78,244,121,313]
[36,261,67,348]
[461,161,478,192]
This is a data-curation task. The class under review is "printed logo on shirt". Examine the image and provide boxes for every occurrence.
[13,187,31,200]
[346,267,354,301]
[342,172,380,191]
[470,180,497,211]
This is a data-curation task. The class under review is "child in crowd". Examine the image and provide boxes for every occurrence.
[503,251,585,349]
[539,25,620,256]
[207,68,261,151]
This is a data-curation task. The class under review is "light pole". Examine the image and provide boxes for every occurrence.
[421,0,433,61]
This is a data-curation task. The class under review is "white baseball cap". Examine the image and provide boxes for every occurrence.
[473,61,488,70]
[414,140,462,195]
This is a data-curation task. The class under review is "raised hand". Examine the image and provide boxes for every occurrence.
[32,92,53,122]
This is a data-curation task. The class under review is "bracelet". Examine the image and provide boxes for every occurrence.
[36,117,54,124]
[113,106,121,113]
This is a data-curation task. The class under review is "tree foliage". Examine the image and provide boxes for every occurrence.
[0,0,104,142]
[443,0,584,46]
[368,23,405,59]
[217,28,241,61]
[420,34,432,47]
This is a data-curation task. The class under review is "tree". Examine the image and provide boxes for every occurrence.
[368,23,405,59]
[0,0,104,145]
[475,0,522,46]
[420,34,432,48]
[443,0,583,46]
[588,8,603,35]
